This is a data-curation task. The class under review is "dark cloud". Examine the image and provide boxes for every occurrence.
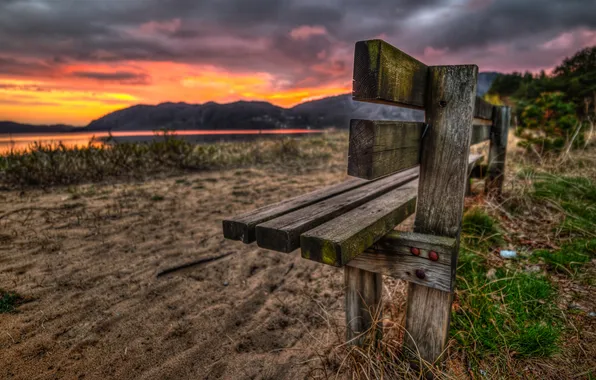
[0,0,594,89]
[424,0,596,52]
[71,71,151,85]
[0,56,59,76]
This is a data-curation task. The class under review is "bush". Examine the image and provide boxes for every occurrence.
[516,92,583,153]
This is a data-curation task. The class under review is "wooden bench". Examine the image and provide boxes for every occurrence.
[222,39,510,365]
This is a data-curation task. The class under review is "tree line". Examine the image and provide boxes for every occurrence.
[487,46,596,153]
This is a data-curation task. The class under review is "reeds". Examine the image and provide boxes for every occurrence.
[0,132,344,188]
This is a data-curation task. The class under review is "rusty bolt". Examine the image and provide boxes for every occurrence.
[429,251,439,261]
[415,269,426,279]
[410,247,420,256]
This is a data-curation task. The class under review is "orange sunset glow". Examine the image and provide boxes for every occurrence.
[1,1,595,127]
[0,61,350,125]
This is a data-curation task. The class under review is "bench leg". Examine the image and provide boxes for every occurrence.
[486,106,511,198]
[404,283,453,363]
[345,266,383,345]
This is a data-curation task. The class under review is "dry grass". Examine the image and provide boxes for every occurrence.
[303,134,596,379]
[0,131,347,188]
[1,131,594,379]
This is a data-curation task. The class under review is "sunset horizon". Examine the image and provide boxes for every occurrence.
[1,0,595,126]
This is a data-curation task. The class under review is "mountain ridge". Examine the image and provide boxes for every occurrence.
[1,72,498,134]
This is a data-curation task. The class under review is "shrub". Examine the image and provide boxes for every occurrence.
[516,92,583,153]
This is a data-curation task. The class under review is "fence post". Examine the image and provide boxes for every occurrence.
[345,266,383,345]
[486,106,511,198]
[404,65,478,363]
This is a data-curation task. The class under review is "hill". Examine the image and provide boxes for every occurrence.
[0,121,80,134]
[85,95,425,132]
[3,72,498,133]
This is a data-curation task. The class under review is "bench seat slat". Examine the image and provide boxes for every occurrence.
[224,153,483,249]
[223,176,369,243]
[301,180,418,267]
[255,167,419,253]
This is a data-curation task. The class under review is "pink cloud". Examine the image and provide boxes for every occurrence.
[423,46,448,59]
[289,25,327,40]
[140,19,182,34]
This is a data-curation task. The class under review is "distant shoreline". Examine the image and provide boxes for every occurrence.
[0,129,328,154]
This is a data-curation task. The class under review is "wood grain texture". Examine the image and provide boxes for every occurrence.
[256,167,419,253]
[405,65,478,363]
[346,231,456,292]
[485,106,511,197]
[222,177,368,243]
[348,120,423,180]
[470,124,491,145]
[353,39,428,109]
[413,65,477,237]
[345,266,383,345]
[301,180,418,267]
[372,231,456,265]
[347,251,452,292]
[352,39,495,121]
[226,151,480,245]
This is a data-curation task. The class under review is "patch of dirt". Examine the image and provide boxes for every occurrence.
[0,163,399,379]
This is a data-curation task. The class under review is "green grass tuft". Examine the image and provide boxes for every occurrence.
[453,207,561,372]
[462,207,503,248]
[0,289,25,313]
[532,175,596,236]
[534,239,596,275]
[151,194,165,202]
[453,248,561,361]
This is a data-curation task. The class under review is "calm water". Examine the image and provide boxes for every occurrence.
[0,129,324,154]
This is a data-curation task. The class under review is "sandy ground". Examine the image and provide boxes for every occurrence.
[2,137,594,379]
[1,159,406,379]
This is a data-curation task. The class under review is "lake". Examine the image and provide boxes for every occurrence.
[0,129,325,154]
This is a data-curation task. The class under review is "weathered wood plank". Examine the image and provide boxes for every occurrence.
[223,177,369,243]
[405,65,478,363]
[345,266,383,345]
[229,150,481,247]
[414,66,477,238]
[352,40,496,120]
[470,124,491,145]
[348,251,450,292]
[353,39,428,109]
[485,106,511,198]
[301,180,418,267]
[347,120,423,180]
[347,232,456,292]
[474,97,494,120]
[255,167,419,253]
[371,231,456,265]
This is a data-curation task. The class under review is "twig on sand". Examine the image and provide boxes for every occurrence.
[0,206,76,221]
[156,252,235,277]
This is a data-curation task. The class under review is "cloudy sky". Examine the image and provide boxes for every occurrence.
[1,0,595,125]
